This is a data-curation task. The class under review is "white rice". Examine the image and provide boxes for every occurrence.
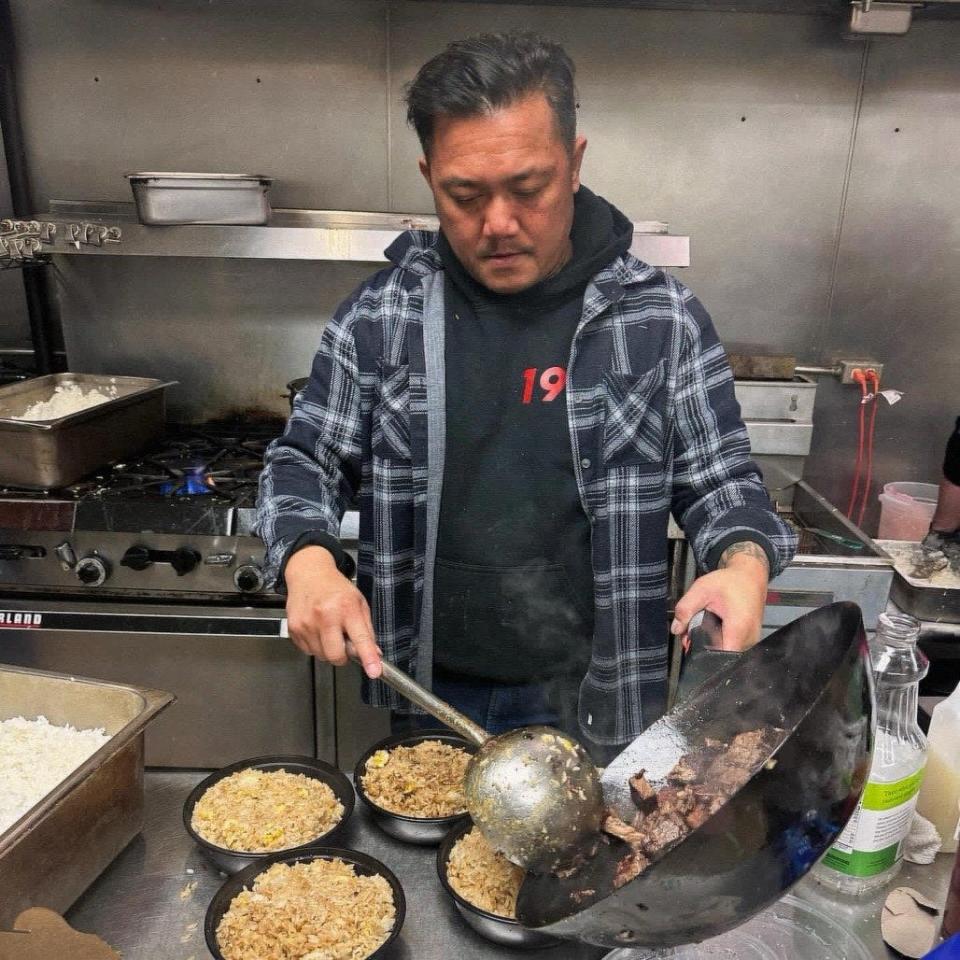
[8,382,119,421]
[0,715,111,835]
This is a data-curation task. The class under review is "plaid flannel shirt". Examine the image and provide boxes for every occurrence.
[256,230,797,752]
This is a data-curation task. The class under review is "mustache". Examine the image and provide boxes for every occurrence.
[478,246,533,258]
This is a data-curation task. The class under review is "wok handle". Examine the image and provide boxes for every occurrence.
[376,660,491,748]
[687,610,725,651]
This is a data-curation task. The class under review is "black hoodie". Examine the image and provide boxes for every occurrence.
[433,187,634,683]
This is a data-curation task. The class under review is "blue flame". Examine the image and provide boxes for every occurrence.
[159,468,211,497]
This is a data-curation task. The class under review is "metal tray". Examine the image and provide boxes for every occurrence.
[0,664,173,927]
[127,172,273,225]
[876,539,960,623]
[0,373,175,489]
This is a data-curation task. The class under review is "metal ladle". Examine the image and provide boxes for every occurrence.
[374,659,605,874]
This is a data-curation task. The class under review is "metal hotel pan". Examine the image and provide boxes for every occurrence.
[127,172,273,225]
[517,602,875,949]
[0,373,175,488]
[0,664,174,927]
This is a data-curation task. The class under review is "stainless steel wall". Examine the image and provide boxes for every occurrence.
[3,1,958,527]
[54,256,375,418]
[805,23,960,530]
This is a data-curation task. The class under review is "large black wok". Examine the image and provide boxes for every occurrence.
[516,601,875,949]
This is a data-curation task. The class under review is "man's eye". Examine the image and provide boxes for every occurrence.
[451,195,479,206]
[514,188,543,199]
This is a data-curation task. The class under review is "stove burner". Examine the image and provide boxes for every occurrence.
[0,417,293,545]
[62,422,279,508]
[159,467,213,497]
[0,421,281,509]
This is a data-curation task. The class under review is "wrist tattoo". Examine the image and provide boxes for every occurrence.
[719,541,770,573]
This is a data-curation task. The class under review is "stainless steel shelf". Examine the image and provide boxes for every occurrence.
[63,771,954,960]
[26,201,690,267]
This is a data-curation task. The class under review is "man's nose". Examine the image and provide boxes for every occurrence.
[481,195,520,238]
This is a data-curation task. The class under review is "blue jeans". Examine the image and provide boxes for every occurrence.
[392,671,580,738]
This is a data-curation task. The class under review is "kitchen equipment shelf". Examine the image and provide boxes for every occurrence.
[26,201,690,266]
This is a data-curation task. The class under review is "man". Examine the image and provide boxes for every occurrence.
[256,33,797,758]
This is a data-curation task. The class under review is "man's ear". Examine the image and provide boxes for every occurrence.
[570,135,587,192]
[418,156,431,187]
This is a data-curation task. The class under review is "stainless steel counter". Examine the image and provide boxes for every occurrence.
[64,772,955,960]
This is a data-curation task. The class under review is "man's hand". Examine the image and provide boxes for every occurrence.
[284,546,382,678]
[671,542,769,653]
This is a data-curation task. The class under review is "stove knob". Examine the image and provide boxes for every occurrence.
[121,545,152,571]
[234,564,265,594]
[76,555,110,587]
[55,541,78,568]
[170,548,202,577]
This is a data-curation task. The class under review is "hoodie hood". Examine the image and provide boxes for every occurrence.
[438,185,634,308]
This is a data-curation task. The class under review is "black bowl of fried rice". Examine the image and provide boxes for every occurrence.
[437,819,561,949]
[183,755,355,874]
[206,847,405,960]
[354,729,475,844]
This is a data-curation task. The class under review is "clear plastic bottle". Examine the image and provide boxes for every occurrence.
[813,611,929,896]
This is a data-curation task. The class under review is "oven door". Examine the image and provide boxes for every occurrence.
[0,599,332,768]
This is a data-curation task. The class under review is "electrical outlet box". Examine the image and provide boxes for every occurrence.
[838,360,884,385]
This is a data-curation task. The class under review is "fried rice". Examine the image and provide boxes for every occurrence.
[361,740,469,818]
[446,827,526,919]
[192,768,344,852]
[216,858,395,960]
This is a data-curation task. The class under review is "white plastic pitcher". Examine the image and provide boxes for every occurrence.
[877,481,939,540]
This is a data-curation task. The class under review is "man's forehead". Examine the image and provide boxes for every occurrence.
[438,165,555,189]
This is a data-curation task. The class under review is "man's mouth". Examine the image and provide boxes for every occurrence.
[483,251,528,262]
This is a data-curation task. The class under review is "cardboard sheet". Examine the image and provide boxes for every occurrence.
[0,908,120,960]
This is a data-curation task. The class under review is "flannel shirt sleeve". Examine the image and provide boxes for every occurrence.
[670,291,798,578]
[255,298,364,589]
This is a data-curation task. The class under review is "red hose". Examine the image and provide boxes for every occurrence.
[846,372,868,519]
[856,370,880,529]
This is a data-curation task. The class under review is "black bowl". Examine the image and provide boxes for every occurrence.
[437,819,561,950]
[183,755,355,874]
[205,847,405,960]
[354,729,475,845]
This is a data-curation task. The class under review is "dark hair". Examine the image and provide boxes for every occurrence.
[405,32,577,155]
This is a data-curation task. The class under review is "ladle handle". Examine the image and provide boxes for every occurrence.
[375,660,490,747]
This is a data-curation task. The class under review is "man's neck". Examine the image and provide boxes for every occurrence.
[539,238,574,284]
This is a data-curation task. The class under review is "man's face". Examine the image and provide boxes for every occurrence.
[419,93,587,295]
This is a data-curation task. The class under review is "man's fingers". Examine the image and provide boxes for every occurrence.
[672,583,709,637]
[285,587,381,672]
[344,616,382,679]
[317,622,349,666]
[288,630,313,657]
[360,603,379,655]
[286,615,324,658]
[718,617,760,652]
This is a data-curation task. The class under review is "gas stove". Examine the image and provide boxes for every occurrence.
[0,419,301,601]
[0,418,365,769]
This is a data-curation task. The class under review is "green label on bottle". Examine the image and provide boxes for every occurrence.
[822,841,900,877]
[822,768,925,878]
[861,769,925,812]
